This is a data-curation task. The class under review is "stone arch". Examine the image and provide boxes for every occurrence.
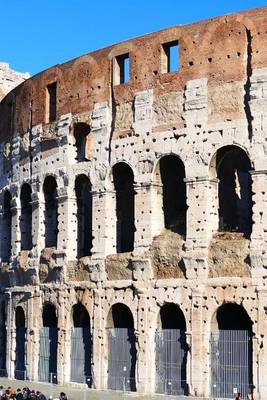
[15,306,26,379]
[70,303,92,385]
[112,162,136,253]
[43,176,58,248]
[75,175,93,258]
[106,303,136,391]
[153,154,187,236]
[20,183,32,251]
[1,190,12,263]
[209,145,252,237]
[73,122,93,162]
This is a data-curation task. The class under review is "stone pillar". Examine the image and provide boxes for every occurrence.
[57,292,67,385]
[26,291,41,381]
[255,289,267,400]
[31,191,45,263]
[91,288,105,389]
[91,190,116,259]
[10,196,20,267]
[61,189,77,262]
[5,292,14,378]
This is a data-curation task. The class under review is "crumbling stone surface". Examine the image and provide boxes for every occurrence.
[0,62,29,101]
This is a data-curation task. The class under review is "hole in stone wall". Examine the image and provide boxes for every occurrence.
[159,303,186,330]
[20,183,32,251]
[73,123,91,162]
[15,306,26,379]
[43,176,58,248]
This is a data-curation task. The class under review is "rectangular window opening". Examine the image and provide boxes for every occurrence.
[162,41,180,73]
[46,82,57,122]
[114,53,130,85]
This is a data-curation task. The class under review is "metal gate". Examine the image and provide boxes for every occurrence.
[210,330,253,399]
[70,327,92,384]
[107,328,136,391]
[15,327,26,380]
[39,327,58,383]
[155,329,188,395]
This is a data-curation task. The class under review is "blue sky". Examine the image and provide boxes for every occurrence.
[2,0,267,75]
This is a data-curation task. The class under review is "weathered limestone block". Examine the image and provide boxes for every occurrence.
[131,258,153,281]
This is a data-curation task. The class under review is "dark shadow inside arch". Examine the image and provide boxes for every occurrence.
[39,304,58,383]
[211,303,253,398]
[216,146,252,237]
[107,303,136,391]
[156,303,188,395]
[74,123,90,162]
[75,175,93,258]
[20,184,32,251]
[159,155,187,236]
[43,176,58,248]
[113,163,135,253]
[2,191,12,263]
[15,306,26,380]
[0,302,7,376]
[71,303,92,385]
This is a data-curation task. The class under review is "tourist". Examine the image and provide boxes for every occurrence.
[59,393,67,400]
[247,392,254,400]
[235,393,243,400]
[15,389,23,400]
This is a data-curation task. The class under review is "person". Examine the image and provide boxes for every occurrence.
[235,393,243,400]
[15,389,23,400]
[247,392,254,400]
[59,393,67,400]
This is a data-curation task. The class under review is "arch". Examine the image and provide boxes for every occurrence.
[43,176,58,248]
[15,306,26,380]
[209,145,252,237]
[73,122,92,162]
[1,191,12,263]
[75,175,93,258]
[154,155,187,236]
[210,303,253,398]
[112,162,135,253]
[0,301,7,376]
[39,303,58,383]
[70,303,92,384]
[20,183,32,251]
[155,303,188,395]
[106,303,136,391]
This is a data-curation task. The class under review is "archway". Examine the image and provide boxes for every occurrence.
[155,303,188,395]
[70,303,92,385]
[0,302,6,376]
[73,123,91,162]
[2,191,12,263]
[107,303,136,391]
[43,176,58,248]
[210,146,252,237]
[15,306,26,380]
[75,175,93,258]
[39,304,58,383]
[210,303,253,398]
[112,163,135,253]
[20,183,32,251]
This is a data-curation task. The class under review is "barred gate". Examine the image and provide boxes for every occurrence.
[107,328,136,391]
[155,329,188,395]
[210,330,253,399]
[70,327,92,385]
[39,327,58,383]
[15,327,26,380]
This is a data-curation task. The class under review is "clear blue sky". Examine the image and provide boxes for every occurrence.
[2,0,267,76]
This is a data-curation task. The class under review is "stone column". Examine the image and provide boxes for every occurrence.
[26,291,41,381]
[255,289,267,400]
[10,196,20,268]
[57,292,67,385]
[31,190,45,264]
[91,288,105,389]
[5,292,14,378]
[61,189,77,262]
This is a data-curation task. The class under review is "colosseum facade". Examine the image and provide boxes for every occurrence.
[0,6,267,399]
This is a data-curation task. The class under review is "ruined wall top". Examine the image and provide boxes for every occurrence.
[0,6,267,141]
[0,62,29,101]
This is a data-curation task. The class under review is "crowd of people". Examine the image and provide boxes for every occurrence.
[0,387,68,400]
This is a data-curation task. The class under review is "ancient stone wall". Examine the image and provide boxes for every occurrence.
[0,62,29,101]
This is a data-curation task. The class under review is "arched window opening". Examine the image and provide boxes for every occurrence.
[20,184,32,251]
[70,303,92,385]
[107,303,136,391]
[215,146,252,237]
[210,303,253,398]
[156,303,188,395]
[75,175,93,258]
[73,123,91,162]
[113,163,135,253]
[158,155,186,236]
[2,191,12,263]
[43,177,58,248]
[39,303,58,383]
[0,302,7,376]
[15,306,26,380]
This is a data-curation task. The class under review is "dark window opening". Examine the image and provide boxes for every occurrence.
[42,303,57,327]
[47,82,57,123]
[40,304,58,383]
[216,303,253,331]
[113,163,135,253]
[0,302,7,375]
[2,191,12,263]
[73,123,90,162]
[216,146,252,237]
[160,155,187,236]
[159,303,186,330]
[15,306,26,380]
[43,176,58,248]
[75,175,93,258]
[114,53,130,85]
[107,303,134,329]
[162,41,180,73]
[20,183,32,251]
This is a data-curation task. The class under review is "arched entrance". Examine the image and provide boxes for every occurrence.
[20,183,32,251]
[2,191,12,262]
[15,306,26,380]
[70,303,92,385]
[43,176,58,248]
[107,303,136,391]
[210,303,253,398]
[0,301,7,376]
[39,304,58,383]
[155,303,188,395]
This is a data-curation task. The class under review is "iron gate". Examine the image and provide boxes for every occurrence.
[70,327,92,384]
[107,328,136,391]
[39,327,58,383]
[210,330,253,399]
[155,329,188,395]
[15,327,26,380]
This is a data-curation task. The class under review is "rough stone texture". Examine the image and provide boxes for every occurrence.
[1,6,267,398]
[0,62,29,100]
